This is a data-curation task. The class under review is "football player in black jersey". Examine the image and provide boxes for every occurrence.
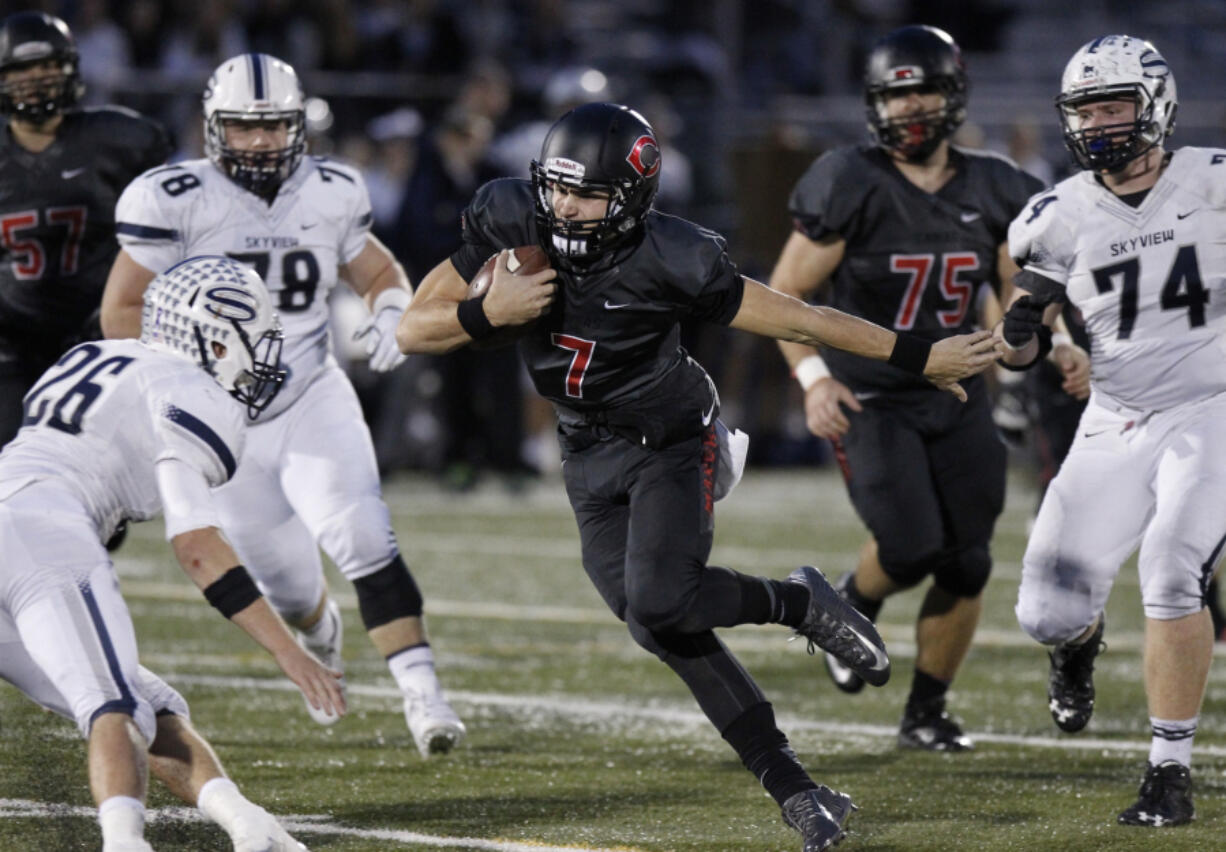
[769,25,1085,753]
[398,101,1000,850]
[0,11,170,447]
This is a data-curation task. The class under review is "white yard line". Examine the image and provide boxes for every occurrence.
[147,672,1226,759]
[0,799,636,851]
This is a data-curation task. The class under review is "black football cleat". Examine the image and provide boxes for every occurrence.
[781,786,857,851]
[788,566,890,687]
[822,572,869,694]
[1047,617,1105,733]
[1118,761,1194,827]
[898,696,973,752]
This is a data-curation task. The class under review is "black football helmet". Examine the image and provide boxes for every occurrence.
[0,11,83,122]
[530,102,660,271]
[864,25,967,161]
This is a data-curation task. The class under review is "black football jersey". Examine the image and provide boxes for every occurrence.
[789,144,1044,392]
[451,179,744,423]
[0,106,171,339]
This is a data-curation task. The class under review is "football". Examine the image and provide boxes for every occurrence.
[465,245,551,350]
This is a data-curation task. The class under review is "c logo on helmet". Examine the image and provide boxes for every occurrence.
[625,135,661,178]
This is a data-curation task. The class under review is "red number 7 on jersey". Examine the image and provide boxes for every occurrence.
[552,333,596,399]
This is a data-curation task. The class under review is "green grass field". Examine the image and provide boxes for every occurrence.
[2,466,1223,851]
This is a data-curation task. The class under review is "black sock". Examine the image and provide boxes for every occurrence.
[721,703,817,807]
[762,579,810,628]
[844,575,883,622]
[907,668,949,709]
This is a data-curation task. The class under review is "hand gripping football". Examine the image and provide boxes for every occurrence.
[465,245,550,350]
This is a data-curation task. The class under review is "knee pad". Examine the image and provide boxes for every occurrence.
[933,546,992,598]
[880,550,949,589]
[353,554,423,630]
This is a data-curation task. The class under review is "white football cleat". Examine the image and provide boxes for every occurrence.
[404,692,466,758]
[298,598,345,725]
[231,808,309,851]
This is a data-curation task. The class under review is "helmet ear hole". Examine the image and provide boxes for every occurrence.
[210,340,228,359]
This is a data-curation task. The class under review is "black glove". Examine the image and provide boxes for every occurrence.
[1002,294,1048,349]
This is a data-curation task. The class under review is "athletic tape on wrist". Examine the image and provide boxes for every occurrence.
[792,354,830,391]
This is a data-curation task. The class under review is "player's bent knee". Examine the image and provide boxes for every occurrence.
[85,696,157,747]
[933,547,992,598]
[133,666,190,719]
[880,550,948,589]
[353,554,423,630]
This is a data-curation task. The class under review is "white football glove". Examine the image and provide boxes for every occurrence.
[354,287,411,372]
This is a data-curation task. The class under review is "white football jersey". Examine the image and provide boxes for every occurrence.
[1009,147,1226,411]
[115,156,372,419]
[0,340,245,542]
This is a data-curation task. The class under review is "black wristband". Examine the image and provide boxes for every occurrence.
[202,565,263,618]
[887,334,932,376]
[997,325,1053,371]
[457,295,495,341]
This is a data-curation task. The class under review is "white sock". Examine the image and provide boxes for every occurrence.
[98,795,145,844]
[301,602,338,645]
[1149,716,1197,768]
[198,777,261,834]
[388,644,442,698]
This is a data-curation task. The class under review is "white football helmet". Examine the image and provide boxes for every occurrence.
[202,53,306,195]
[1056,35,1177,173]
[141,256,286,418]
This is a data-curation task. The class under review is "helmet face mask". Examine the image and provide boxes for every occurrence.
[141,256,286,419]
[530,103,660,272]
[203,54,306,196]
[0,12,83,123]
[1056,35,1177,173]
[864,25,967,161]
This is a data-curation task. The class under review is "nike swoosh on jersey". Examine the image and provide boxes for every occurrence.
[1083,428,1111,438]
[604,300,631,310]
[300,222,319,230]
[61,167,86,179]
[701,399,716,426]
[960,211,981,223]
[1176,209,1199,220]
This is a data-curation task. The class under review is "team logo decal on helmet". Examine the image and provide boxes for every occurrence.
[530,103,661,272]
[1055,35,1177,173]
[141,256,286,418]
[625,135,660,178]
[863,25,968,162]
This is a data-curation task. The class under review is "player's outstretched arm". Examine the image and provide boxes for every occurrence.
[171,526,346,720]
[731,277,1000,399]
[101,250,158,339]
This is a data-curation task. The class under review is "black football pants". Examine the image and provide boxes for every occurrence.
[562,428,767,731]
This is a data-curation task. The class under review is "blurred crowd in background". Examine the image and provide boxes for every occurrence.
[10,0,1226,488]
